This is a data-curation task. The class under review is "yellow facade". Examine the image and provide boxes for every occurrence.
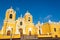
[42,23,51,35]
[0,7,60,39]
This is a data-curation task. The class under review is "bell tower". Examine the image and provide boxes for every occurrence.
[24,11,33,23]
[5,6,16,21]
[2,7,16,35]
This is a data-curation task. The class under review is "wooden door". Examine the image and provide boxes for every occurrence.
[19,28,23,36]
[7,30,11,36]
[29,31,31,36]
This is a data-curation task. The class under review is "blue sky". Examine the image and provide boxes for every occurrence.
[0,0,60,29]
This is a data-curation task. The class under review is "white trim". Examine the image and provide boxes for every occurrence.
[48,20,52,23]
[29,28,32,31]
[6,26,12,33]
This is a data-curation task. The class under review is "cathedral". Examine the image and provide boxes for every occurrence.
[0,7,60,40]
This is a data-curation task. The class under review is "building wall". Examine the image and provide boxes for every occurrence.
[0,7,60,39]
[50,23,60,37]
[42,23,51,35]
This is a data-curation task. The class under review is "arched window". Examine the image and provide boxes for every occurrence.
[28,17,30,21]
[54,28,56,32]
[9,14,12,19]
[39,30,41,34]
[20,21,22,25]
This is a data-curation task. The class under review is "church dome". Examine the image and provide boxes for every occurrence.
[25,10,31,16]
[6,6,15,13]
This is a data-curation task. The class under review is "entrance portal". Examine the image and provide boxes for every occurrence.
[29,31,31,36]
[19,28,23,36]
[55,35,58,38]
[7,30,11,36]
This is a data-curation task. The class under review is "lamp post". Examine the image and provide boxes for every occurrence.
[10,28,13,40]
[10,33,12,40]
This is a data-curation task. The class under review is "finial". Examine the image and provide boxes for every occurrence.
[25,10,30,15]
[26,10,29,13]
[38,21,40,23]
[48,20,51,23]
[21,14,22,18]
[41,22,43,25]
[10,6,12,9]
[59,21,60,23]
[38,21,40,24]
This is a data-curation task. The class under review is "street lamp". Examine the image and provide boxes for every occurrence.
[10,28,13,40]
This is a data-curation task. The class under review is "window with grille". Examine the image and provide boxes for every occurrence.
[54,28,56,32]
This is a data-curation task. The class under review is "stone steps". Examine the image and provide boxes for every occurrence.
[21,35,38,40]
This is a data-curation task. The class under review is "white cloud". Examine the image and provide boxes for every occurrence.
[16,7,20,10]
[16,7,20,11]
[44,15,52,22]
[16,7,20,14]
